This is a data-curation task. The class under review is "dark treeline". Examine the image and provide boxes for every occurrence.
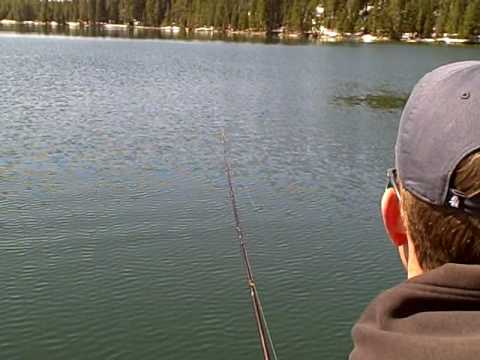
[2,0,480,37]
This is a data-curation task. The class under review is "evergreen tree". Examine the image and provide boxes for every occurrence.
[71,0,80,21]
[264,0,273,32]
[367,0,388,34]
[119,0,133,23]
[435,0,450,36]
[132,0,145,21]
[52,1,65,23]
[0,0,478,39]
[287,0,302,31]
[386,0,403,39]
[79,0,89,21]
[40,0,49,21]
[10,0,22,20]
[462,0,480,37]
[446,0,466,34]
[96,0,107,22]
[238,0,250,29]
[402,0,418,34]
[107,0,120,23]
[341,0,364,33]
[421,0,434,37]
[0,1,8,19]
[88,0,96,22]
[144,0,155,25]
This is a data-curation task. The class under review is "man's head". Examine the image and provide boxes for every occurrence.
[381,61,480,278]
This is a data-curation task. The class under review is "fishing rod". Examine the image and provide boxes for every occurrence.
[221,130,278,360]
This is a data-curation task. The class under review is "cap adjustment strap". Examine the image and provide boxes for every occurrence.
[445,188,480,216]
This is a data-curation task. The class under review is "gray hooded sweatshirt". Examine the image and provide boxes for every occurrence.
[350,263,480,360]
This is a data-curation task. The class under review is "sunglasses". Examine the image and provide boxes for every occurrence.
[386,168,401,199]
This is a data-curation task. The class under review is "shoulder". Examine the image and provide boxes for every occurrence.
[350,265,480,360]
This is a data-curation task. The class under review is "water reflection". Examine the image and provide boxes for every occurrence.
[2,34,480,360]
[0,23,304,44]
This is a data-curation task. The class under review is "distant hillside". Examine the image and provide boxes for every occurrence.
[1,0,480,38]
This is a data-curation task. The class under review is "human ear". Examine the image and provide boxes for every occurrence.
[381,188,408,247]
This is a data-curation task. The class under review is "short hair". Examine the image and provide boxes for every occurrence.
[401,151,480,270]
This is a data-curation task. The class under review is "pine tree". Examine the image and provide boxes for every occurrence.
[435,0,450,36]
[88,0,96,22]
[446,0,466,35]
[24,0,38,20]
[107,0,120,23]
[214,0,226,28]
[341,0,365,33]
[40,0,49,22]
[10,0,22,20]
[238,0,250,29]
[287,0,301,31]
[2,0,479,36]
[71,0,79,20]
[387,0,403,39]
[402,0,418,35]
[0,1,8,19]
[79,0,88,21]
[462,0,480,37]
[96,0,107,22]
[132,0,145,21]
[119,0,133,23]
[264,0,275,33]
[367,0,388,35]
[421,0,434,38]
[52,1,65,23]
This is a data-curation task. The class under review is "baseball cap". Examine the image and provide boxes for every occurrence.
[395,61,480,215]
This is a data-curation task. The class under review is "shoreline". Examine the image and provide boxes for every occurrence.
[0,19,475,45]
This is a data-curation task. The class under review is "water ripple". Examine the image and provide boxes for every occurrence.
[1,35,478,360]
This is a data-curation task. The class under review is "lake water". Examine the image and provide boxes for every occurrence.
[1,30,480,359]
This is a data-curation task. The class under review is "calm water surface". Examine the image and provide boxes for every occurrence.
[1,32,480,359]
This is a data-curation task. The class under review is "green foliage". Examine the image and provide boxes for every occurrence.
[79,0,88,21]
[338,0,366,33]
[416,0,434,37]
[462,0,480,37]
[96,0,107,22]
[88,0,96,22]
[1,0,480,38]
[40,0,49,22]
[446,0,466,34]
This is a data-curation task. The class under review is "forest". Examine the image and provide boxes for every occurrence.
[1,0,480,38]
